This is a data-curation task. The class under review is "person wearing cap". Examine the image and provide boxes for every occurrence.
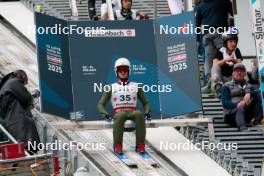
[210,29,242,96]
[97,58,151,154]
[221,63,263,131]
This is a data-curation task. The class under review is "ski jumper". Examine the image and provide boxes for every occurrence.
[97,82,150,145]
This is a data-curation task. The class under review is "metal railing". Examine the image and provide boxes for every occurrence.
[20,0,173,20]
[179,92,264,176]
[0,124,30,157]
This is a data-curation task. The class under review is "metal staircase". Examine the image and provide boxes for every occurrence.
[20,0,170,20]
[179,93,264,176]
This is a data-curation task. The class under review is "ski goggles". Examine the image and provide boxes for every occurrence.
[117,66,129,72]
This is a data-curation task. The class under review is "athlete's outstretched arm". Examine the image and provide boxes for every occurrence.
[137,87,150,114]
[97,89,111,116]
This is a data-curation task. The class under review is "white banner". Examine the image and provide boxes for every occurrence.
[250,0,264,63]
[249,0,264,110]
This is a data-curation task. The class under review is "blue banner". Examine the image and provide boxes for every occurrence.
[35,12,202,121]
[155,13,202,118]
[68,20,160,120]
[35,13,73,118]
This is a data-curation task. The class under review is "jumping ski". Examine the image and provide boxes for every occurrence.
[137,151,159,167]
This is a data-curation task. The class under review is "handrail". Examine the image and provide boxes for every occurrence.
[0,124,30,156]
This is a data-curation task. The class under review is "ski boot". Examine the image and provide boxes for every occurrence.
[92,16,99,21]
[213,82,223,98]
[201,79,212,94]
[136,143,145,153]
[238,125,249,132]
[114,144,123,154]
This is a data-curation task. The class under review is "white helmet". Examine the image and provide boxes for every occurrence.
[114,58,131,75]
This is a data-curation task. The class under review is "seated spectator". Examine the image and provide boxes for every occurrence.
[101,0,148,20]
[211,30,242,96]
[221,63,263,131]
[0,70,40,153]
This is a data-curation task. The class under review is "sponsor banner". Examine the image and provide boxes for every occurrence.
[68,20,160,120]
[35,13,73,118]
[35,12,202,121]
[154,12,202,118]
[85,29,136,37]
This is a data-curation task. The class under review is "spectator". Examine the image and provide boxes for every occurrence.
[101,0,121,20]
[221,63,263,131]
[194,0,205,61]
[196,0,233,82]
[0,74,6,141]
[0,70,40,153]
[194,0,206,85]
[102,0,148,20]
[247,59,259,85]
[115,0,137,20]
[194,0,202,12]
[88,0,106,20]
[211,30,242,96]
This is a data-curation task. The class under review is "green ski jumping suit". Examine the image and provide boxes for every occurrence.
[97,82,150,145]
